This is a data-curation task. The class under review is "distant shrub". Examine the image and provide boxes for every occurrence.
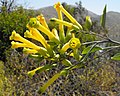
[0,6,33,61]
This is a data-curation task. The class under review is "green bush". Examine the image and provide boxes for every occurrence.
[0,6,31,61]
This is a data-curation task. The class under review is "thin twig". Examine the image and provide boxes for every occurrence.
[86,45,120,64]
[106,35,120,45]
[82,39,109,45]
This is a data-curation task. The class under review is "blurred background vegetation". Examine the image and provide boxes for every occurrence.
[0,0,120,96]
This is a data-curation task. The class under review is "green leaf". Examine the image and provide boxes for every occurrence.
[36,64,57,73]
[82,46,102,54]
[28,54,44,62]
[100,5,107,28]
[38,69,69,94]
[27,66,42,77]
[60,68,69,76]
[111,53,120,60]
[62,59,72,66]
[38,73,61,94]
[27,64,57,77]
[71,63,85,69]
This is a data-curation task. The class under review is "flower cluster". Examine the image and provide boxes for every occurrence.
[9,2,82,60]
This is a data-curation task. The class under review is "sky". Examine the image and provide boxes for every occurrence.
[17,0,120,15]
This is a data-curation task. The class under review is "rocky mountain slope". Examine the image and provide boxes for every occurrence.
[106,11,120,41]
[38,6,100,21]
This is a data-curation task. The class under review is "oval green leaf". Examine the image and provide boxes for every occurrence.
[111,53,120,60]
[82,46,102,54]
[27,64,57,77]
[38,73,61,94]
[62,59,72,66]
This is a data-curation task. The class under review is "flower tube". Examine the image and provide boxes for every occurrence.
[54,2,83,30]
[23,48,38,54]
[50,18,79,30]
[54,2,65,42]
[24,30,39,42]
[27,18,60,44]
[52,28,59,40]
[11,41,47,56]
[25,27,54,57]
[37,14,49,30]
[60,42,70,54]
[11,41,48,57]
[11,41,27,49]
[24,29,48,48]
[10,30,41,50]
[10,30,49,56]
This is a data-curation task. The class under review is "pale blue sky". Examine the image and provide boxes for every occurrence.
[17,0,120,15]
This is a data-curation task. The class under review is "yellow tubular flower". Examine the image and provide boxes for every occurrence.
[10,30,42,50]
[37,14,50,30]
[24,28,48,48]
[11,41,47,56]
[69,38,81,49]
[50,18,79,30]
[60,37,81,54]
[24,30,39,42]
[11,41,27,49]
[23,48,38,54]
[54,2,83,30]
[54,2,65,42]
[26,27,54,57]
[52,28,59,40]
[60,42,70,54]
[28,18,60,44]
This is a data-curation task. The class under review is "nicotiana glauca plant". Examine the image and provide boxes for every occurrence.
[9,2,120,94]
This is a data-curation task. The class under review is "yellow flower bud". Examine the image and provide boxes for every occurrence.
[52,28,59,40]
[84,16,92,31]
